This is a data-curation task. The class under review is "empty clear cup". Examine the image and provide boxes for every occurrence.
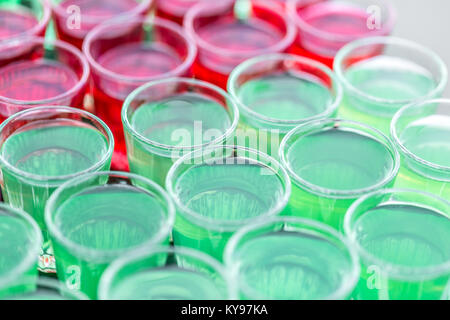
[334,36,448,135]
[391,99,450,199]
[228,53,342,157]
[166,145,291,261]
[225,217,360,299]
[344,189,450,300]
[45,171,175,299]
[279,118,399,230]
[98,246,230,300]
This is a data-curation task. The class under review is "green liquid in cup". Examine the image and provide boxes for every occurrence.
[339,56,437,134]
[234,231,354,299]
[50,184,169,299]
[108,267,224,300]
[353,204,450,300]
[126,92,232,186]
[173,162,285,260]
[286,129,396,230]
[394,114,450,198]
[0,121,110,272]
[236,73,333,157]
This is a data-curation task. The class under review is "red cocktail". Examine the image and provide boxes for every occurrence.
[184,0,296,89]
[52,0,154,49]
[287,0,396,68]
[0,0,50,41]
[0,37,89,122]
[83,17,196,171]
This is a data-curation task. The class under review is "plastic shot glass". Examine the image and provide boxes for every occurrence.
[98,246,230,300]
[287,0,395,68]
[0,204,42,298]
[45,171,175,299]
[391,99,450,200]
[166,145,291,261]
[2,277,88,300]
[51,0,155,49]
[344,189,450,300]
[224,217,360,300]
[334,36,448,135]
[184,0,296,89]
[0,37,89,121]
[122,77,239,186]
[0,106,114,273]
[83,17,197,171]
[228,53,342,158]
[0,0,51,41]
[279,119,399,231]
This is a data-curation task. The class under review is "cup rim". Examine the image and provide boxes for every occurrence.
[122,77,239,153]
[227,53,343,127]
[224,216,361,300]
[98,245,231,300]
[0,36,90,106]
[183,0,297,59]
[391,98,450,173]
[333,36,448,106]
[0,106,114,183]
[165,145,292,231]
[5,276,89,300]
[279,118,400,199]
[45,171,176,263]
[344,188,450,280]
[286,0,396,43]
[0,204,43,291]
[0,0,52,41]
[51,0,154,24]
[83,17,197,84]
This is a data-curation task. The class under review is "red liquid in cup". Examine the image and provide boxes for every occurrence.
[290,2,380,68]
[53,0,146,49]
[0,8,38,39]
[156,0,201,25]
[0,59,83,122]
[193,18,285,89]
[92,42,183,171]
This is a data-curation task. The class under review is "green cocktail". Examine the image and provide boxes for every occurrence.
[45,171,175,299]
[0,106,114,273]
[122,77,238,186]
[279,119,399,230]
[334,37,447,135]
[391,99,450,199]
[0,204,41,298]
[345,189,450,300]
[166,146,291,261]
[225,217,359,300]
[99,247,229,300]
[228,53,341,158]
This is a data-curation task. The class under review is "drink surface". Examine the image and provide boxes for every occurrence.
[54,184,167,250]
[0,7,38,39]
[131,92,231,146]
[353,203,450,269]
[175,162,285,221]
[399,114,450,168]
[233,231,352,299]
[286,129,395,191]
[0,59,78,101]
[108,267,223,300]
[238,72,332,121]
[1,121,108,178]
[197,17,283,74]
